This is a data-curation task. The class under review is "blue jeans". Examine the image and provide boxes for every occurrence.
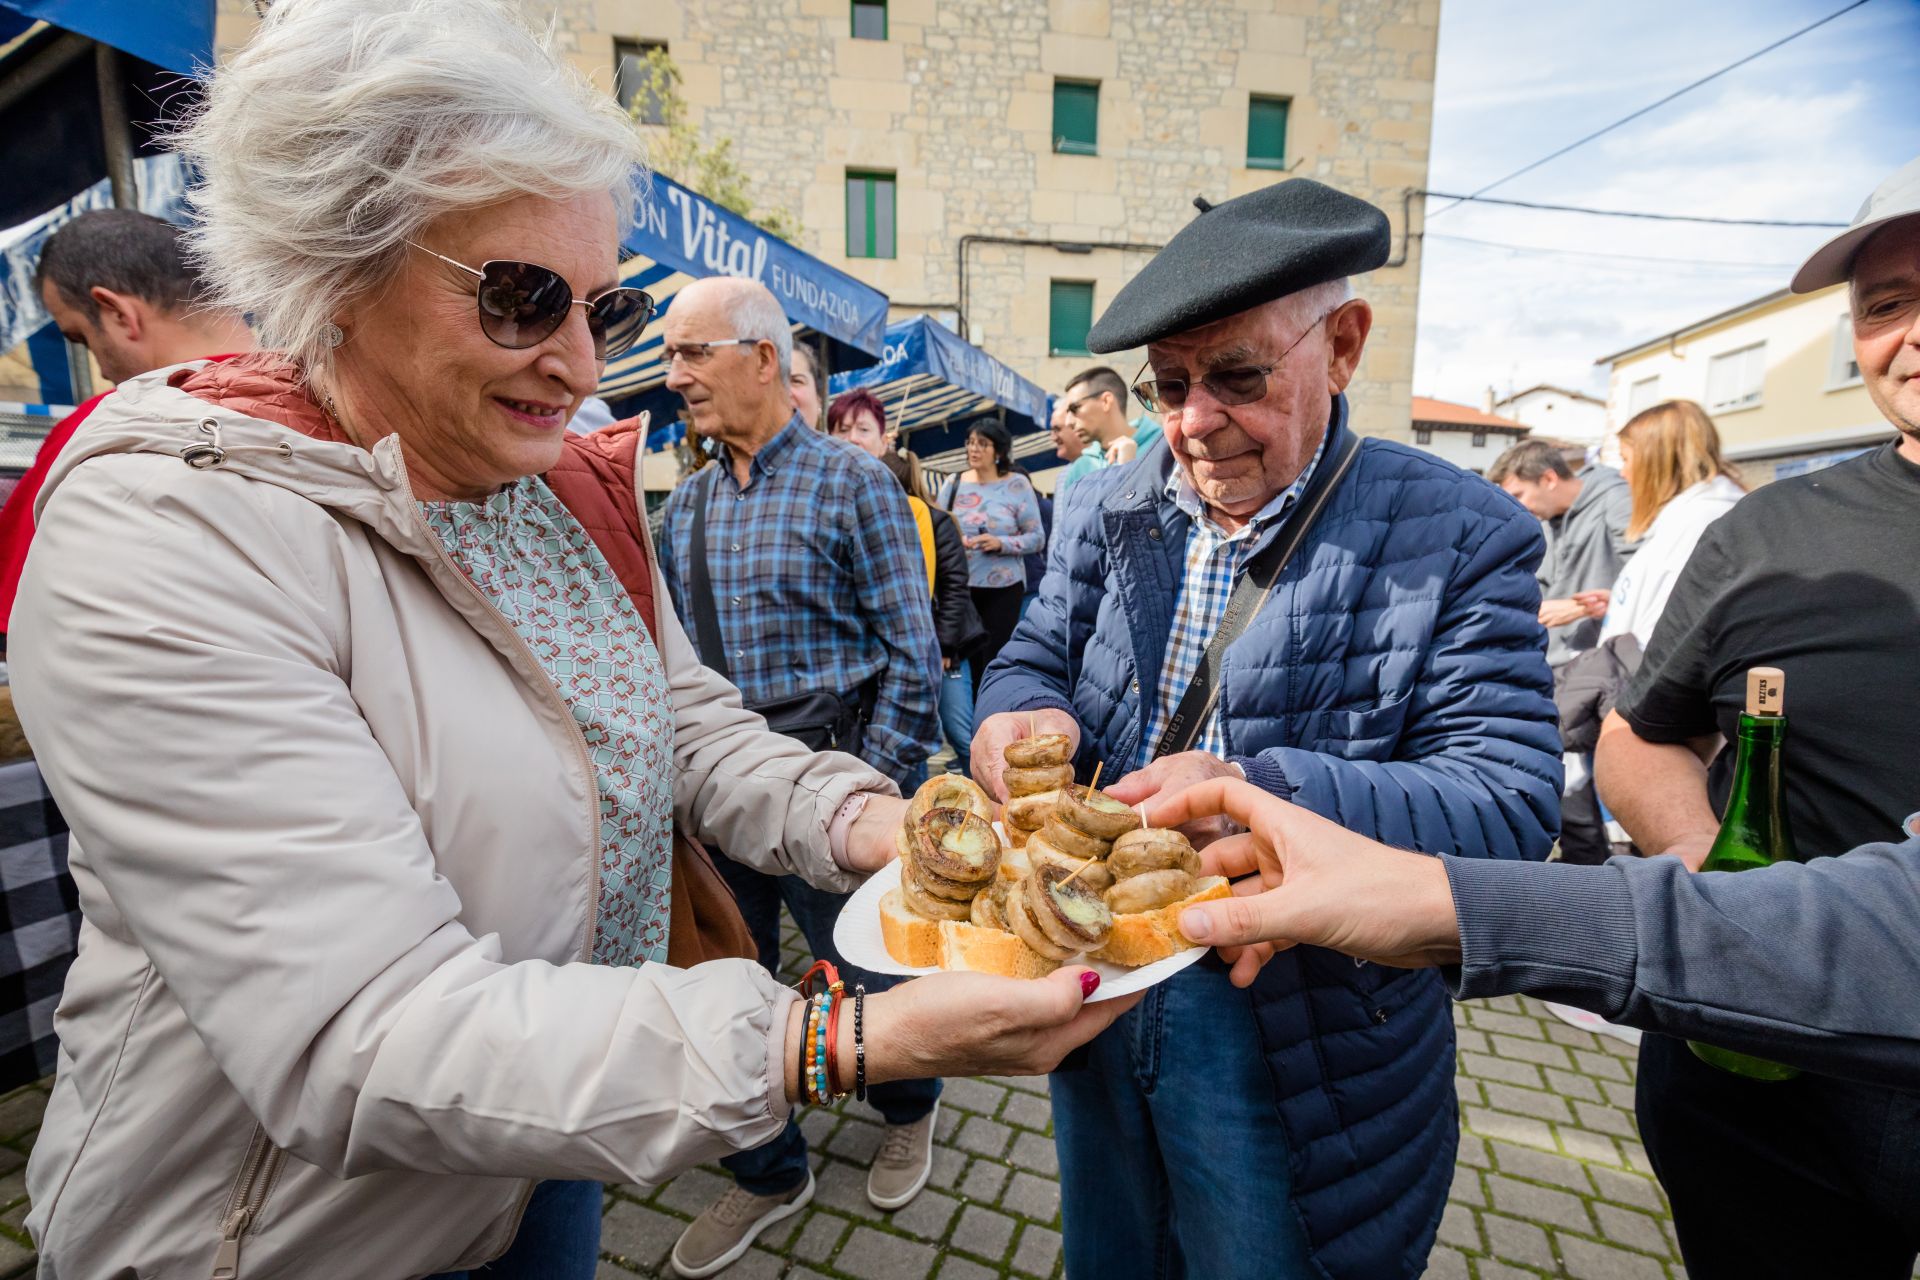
[714,855,942,1197]
[1051,960,1315,1280]
[427,1179,602,1279]
[938,666,975,777]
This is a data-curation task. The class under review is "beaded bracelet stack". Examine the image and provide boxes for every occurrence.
[796,960,866,1106]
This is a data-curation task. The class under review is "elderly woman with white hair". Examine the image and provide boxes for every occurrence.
[5,2,1129,1276]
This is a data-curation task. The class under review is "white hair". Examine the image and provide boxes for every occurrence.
[721,280,793,383]
[1282,277,1354,329]
[172,0,646,378]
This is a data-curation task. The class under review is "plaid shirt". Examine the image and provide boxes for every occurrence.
[0,760,78,1092]
[1137,430,1330,767]
[659,417,940,785]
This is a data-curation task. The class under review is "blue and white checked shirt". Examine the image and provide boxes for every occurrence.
[1137,430,1329,767]
[659,416,941,786]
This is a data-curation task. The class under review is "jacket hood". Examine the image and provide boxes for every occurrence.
[36,356,418,537]
[1565,464,1625,520]
[33,354,650,561]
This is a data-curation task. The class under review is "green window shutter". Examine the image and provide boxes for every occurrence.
[1247,95,1289,169]
[852,0,887,40]
[1049,281,1094,356]
[845,174,868,257]
[613,39,667,124]
[1052,81,1099,155]
[845,171,896,259]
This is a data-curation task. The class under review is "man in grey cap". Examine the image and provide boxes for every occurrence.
[970,180,1561,1280]
[1590,155,1920,1277]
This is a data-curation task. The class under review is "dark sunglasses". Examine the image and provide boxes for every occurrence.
[406,241,656,362]
[1132,306,1339,412]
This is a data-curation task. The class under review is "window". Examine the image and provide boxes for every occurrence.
[613,38,668,125]
[1414,426,1432,445]
[1246,96,1290,169]
[1827,315,1863,389]
[845,171,896,259]
[1049,281,1095,356]
[1052,81,1099,155]
[1705,342,1766,413]
[1625,375,1661,418]
[1471,431,1488,448]
[851,0,887,40]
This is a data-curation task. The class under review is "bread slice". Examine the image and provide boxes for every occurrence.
[938,920,1059,978]
[1093,876,1230,968]
[879,888,943,968]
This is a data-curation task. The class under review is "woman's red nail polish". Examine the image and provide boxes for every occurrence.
[1079,971,1100,998]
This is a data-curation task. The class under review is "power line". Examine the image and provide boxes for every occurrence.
[1424,232,1800,270]
[1418,192,1847,228]
[1428,0,1875,220]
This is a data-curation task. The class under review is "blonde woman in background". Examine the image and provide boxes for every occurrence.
[1592,400,1746,647]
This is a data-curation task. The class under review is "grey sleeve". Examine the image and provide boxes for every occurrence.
[1443,838,1920,1087]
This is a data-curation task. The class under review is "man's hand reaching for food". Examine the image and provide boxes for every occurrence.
[1146,778,1463,987]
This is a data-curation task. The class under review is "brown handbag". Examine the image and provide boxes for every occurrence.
[545,428,757,967]
[666,832,758,967]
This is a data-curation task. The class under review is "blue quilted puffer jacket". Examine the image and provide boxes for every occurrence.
[979,400,1561,1279]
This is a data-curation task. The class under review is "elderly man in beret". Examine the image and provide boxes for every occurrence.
[972,181,1560,1280]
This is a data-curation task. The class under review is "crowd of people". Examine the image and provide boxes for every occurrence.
[0,1,1915,1278]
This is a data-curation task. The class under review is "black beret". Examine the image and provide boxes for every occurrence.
[1086,179,1391,353]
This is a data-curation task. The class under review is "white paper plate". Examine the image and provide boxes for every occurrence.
[831,858,1210,1003]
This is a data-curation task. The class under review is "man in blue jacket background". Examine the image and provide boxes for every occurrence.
[970,180,1561,1280]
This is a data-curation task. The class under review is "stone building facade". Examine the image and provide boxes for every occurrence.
[215,0,1438,439]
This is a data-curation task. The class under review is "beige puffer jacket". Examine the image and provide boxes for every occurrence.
[9,367,893,1278]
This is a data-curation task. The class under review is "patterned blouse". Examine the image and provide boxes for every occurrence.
[942,473,1045,589]
[422,477,676,968]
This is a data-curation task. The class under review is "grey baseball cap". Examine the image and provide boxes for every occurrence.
[1791,155,1920,293]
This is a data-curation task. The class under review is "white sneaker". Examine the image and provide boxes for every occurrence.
[867,1100,938,1210]
[669,1170,814,1279]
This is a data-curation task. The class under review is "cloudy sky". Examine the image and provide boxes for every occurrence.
[1415,0,1920,408]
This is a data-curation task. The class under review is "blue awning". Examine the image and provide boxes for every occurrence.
[2,0,213,76]
[0,2,213,227]
[600,171,890,435]
[827,314,1056,471]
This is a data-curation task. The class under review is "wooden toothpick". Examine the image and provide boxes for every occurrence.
[1059,854,1099,888]
[1086,760,1104,800]
[1027,712,1037,739]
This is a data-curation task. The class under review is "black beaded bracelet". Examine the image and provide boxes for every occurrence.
[853,984,868,1103]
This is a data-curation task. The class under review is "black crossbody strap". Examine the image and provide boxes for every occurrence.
[687,467,732,680]
[1152,430,1362,761]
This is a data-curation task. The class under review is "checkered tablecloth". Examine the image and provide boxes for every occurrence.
[0,761,77,1091]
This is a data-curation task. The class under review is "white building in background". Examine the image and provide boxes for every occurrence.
[1595,283,1889,485]
[1492,384,1607,445]
[1408,396,1529,474]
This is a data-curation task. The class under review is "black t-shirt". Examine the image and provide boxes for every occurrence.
[1617,441,1920,860]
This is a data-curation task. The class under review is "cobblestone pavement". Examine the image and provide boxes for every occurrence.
[0,950,1869,1279]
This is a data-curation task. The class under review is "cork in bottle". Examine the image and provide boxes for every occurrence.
[1745,667,1785,717]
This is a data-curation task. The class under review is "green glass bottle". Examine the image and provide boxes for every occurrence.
[1688,666,1801,1081]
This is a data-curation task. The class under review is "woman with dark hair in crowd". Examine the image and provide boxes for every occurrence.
[828,390,986,774]
[935,420,1044,690]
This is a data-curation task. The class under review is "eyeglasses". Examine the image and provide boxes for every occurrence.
[662,338,762,366]
[1062,392,1106,417]
[1131,306,1340,413]
[405,241,655,362]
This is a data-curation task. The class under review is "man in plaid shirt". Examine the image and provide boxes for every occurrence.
[657,281,939,789]
[654,278,942,1277]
